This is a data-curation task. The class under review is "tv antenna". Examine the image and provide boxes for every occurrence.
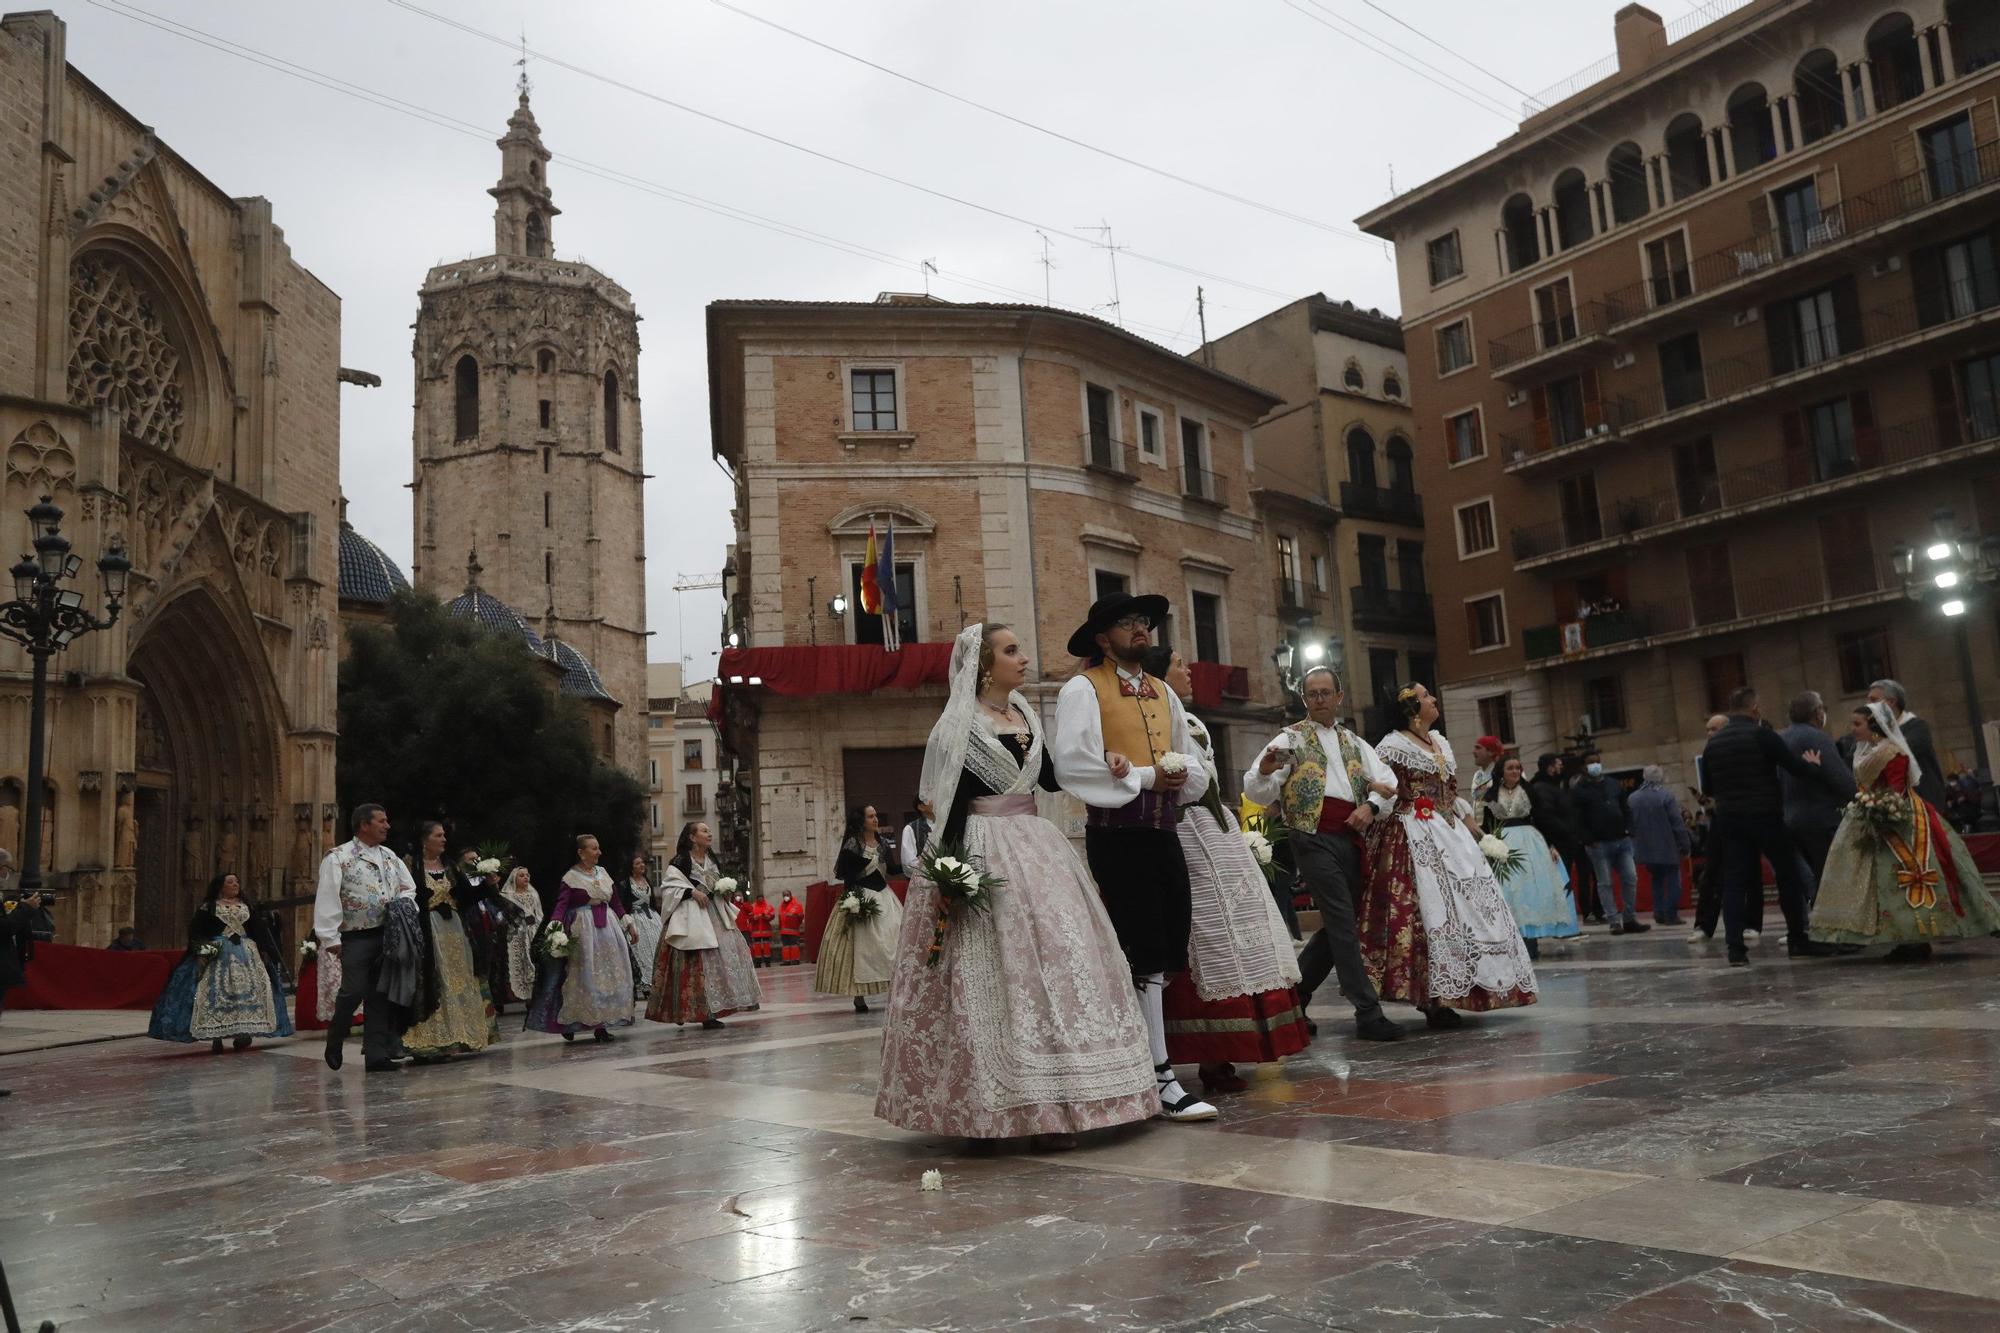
[1076,221,1124,327]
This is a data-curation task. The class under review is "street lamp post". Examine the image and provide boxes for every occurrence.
[1890,507,2000,779]
[1,496,131,894]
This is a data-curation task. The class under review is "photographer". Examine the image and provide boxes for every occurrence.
[2,851,41,1100]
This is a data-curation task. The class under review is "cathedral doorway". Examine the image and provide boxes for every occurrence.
[126,582,282,943]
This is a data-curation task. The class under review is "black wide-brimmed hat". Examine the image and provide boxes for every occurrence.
[1066,591,1171,659]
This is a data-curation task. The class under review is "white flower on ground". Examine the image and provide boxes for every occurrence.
[920,1169,943,1191]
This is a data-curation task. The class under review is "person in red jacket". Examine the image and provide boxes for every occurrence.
[777,891,804,964]
[747,895,776,966]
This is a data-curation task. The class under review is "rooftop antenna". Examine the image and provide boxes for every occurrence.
[1077,221,1124,327]
[921,258,938,296]
[1034,229,1058,306]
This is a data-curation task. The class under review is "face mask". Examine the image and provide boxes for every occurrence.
[1586,763,1604,778]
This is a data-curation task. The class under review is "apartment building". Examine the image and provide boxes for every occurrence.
[1359,0,2000,782]
[1204,295,1437,735]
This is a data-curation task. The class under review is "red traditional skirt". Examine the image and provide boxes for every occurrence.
[1163,973,1310,1064]
[1358,821,1534,1013]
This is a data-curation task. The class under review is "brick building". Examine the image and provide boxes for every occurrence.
[642,663,720,875]
[1,13,343,945]
[408,86,649,772]
[706,295,1282,901]
[1203,294,1437,737]
[1358,0,2000,785]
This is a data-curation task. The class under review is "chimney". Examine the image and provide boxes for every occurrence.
[1614,4,1666,75]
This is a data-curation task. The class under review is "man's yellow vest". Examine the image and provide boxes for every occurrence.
[1082,661,1178,829]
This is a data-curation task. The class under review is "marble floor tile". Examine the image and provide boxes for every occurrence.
[1732,1198,2000,1300]
[1554,1260,2000,1331]
[1512,1178,1866,1254]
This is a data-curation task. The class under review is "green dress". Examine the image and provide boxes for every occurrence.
[1810,751,2000,946]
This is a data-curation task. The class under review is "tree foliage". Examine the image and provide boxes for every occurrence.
[337,592,646,889]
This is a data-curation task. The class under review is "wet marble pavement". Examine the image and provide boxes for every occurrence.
[4,930,2000,1331]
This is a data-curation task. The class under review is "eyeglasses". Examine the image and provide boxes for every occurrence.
[1302,688,1338,701]
[1111,615,1153,631]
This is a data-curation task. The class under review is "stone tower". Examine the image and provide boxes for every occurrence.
[409,86,648,770]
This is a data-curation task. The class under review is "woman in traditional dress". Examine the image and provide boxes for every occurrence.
[876,622,1158,1150]
[619,855,664,999]
[1810,702,2000,959]
[645,821,762,1030]
[148,873,293,1052]
[490,866,543,1012]
[1360,683,1539,1025]
[402,821,499,1061]
[1482,755,1581,960]
[1139,646,1306,1096]
[526,834,640,1043]
[815,805,906,1013]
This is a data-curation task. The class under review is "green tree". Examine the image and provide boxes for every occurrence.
[337,592,646,888]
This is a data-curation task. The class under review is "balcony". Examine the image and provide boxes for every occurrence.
[1522,559,1898,669]
[1181,465,1229,508]
[1350,584,1435,634]
[1499,394,1638,475]
[1510,411,2000,570]
[1275,577,1328,622]
[1622,275,2000,439]
[1339,481,1424,527]
[1603,134,2000,337]
[1080,431,1141,481]
[1488,299,1618,380]
[1188,661,1252,711]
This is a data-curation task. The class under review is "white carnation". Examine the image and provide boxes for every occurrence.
[1477,834,1511,864]
[476,857,502,875]
[920,1168,943,1191]
[716,876,739,897]
[1155,751,1188,777]
[1242,829,1273,866]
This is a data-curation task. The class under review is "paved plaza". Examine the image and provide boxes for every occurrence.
[4,933,2000,1331]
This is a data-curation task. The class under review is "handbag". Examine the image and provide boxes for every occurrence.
[664,893,718,952]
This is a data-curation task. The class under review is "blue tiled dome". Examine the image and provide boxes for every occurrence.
[444,587,546,652]
[337,523,411,604]
[545,637,614,701]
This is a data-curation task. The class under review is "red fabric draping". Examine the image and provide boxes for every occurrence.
[1969,833,1999,875]
[802,878,909,963]
[1186,662,1247,712]
[296,959,325,1032]
[11,943,182,1011]
[716,643,953,701]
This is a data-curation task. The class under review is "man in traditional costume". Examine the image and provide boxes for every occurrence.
[1052,592,1217,1122]
[777,891,805,965]
[1242,666,1406,1042]
[315,803,420,1072]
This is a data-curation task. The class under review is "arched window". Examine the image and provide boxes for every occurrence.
[1866,15,1924,111]
[603,369,621,453]
[1606,142,1650,224]
[1794,50,1847,145]
[1382,370,1402,400]
[537,348,555,375]
[1385,436,1415,492]
[525,212,547,258]
[1664,113,1711,200]
[1553,168,1593,249]
[1346,428,1377,489]
[1501,193,1539,273]
[1343,361,1364,390]
[454,355,479,439]
[1727,83,1776,169]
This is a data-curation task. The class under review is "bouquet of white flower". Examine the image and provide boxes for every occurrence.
[196,939,222,961]
[535,921,572,962]
[917,841,1003,968]
[714,876,740,903]
[837,888,881,920]
[299,937,319,966]
[1242,828,1274,867]
[1847,786,1908,846]
[1155,751,1188,778]
[475,857,503,877]
[1478,833,1526,884]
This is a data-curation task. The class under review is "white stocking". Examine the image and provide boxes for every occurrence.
[1138,973,1170,1067]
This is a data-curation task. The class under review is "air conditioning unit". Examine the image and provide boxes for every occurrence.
[1505,390,1524,408]
[1612,351,1635,369]
[1732,306,1761,327]
[1872,255,1903,277]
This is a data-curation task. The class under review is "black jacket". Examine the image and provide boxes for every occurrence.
[1570,774,1632,843]
[1898,715,1948,808]
[0,902,34,991]
[1701,715,1822,819]
[1525,773,1580,851]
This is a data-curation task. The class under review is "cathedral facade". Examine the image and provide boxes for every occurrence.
[408,89,649,770]
[1,14,342,946]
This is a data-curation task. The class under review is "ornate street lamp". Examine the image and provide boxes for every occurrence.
[1889,507,2000,779]
[1,496,129,894]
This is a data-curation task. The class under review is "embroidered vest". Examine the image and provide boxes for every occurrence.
[1279,721,1369,834]
[1083,661,1178,830]
[336,843,397,932]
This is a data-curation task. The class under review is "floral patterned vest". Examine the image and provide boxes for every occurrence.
[1278,720,1369,834]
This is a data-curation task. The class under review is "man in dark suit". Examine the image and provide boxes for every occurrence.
[1869,679,1947,807]
[1779,690,1855,899]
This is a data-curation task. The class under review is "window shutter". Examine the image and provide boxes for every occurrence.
[1581,367,1604,430]
[1764,299,1795,375]
[1888,127,1921,183]
[1531,386,1552,451]
[1850,392,1880,468]
[1831,277,1864,352]
[1780,409,1810,487]
[1931,364,1964,447]
[1972,101,1999,147]
[1911,243,1947,326]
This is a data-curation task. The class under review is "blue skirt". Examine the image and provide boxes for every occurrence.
[1497,824,1581,939]
[148,946,294,1043]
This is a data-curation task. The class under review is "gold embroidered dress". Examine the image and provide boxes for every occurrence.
[403,866,499,1056]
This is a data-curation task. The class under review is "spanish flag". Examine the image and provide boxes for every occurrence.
[859,520,882,615]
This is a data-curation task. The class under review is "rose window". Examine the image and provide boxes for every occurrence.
[66,255,188,453]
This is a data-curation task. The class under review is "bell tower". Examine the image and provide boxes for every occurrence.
[409,87,648,773]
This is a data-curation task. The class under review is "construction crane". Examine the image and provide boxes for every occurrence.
[670,572,725,679]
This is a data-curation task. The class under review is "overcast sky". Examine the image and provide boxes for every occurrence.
[58,0,1670,683]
